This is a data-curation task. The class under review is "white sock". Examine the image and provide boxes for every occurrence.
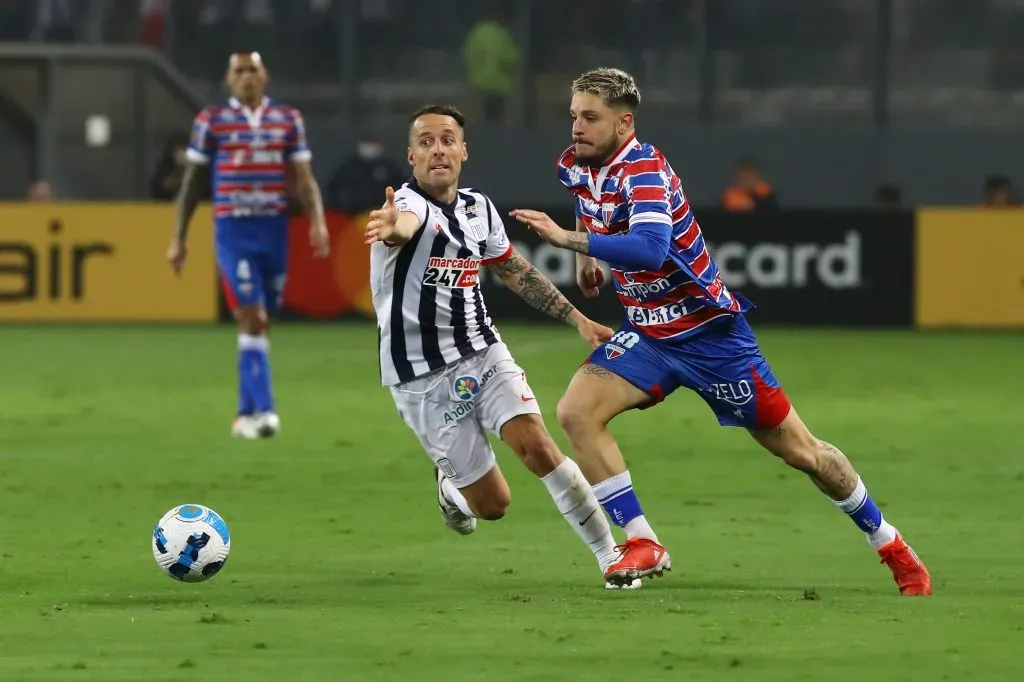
[867,520,899,550]
[541,458,620,572]
[623,516,659,543]
[440,477,476,518]
[591,470,660,543]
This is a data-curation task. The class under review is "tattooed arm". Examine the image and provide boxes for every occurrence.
[172,162,207,242]
[488,248,581,326]
[167,162,208,272]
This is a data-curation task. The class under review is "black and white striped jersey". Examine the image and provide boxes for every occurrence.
[370,180,513,386]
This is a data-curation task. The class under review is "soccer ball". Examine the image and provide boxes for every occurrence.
[152,504,231,582]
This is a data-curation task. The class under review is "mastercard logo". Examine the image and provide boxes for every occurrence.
[282,210,375,318]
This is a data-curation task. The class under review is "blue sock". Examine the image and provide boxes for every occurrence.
[834,477,883,533]
[239,334,275,414]
[592,471,645,528]
[236,336,255,416]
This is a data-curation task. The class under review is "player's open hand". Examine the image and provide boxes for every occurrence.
[509,209,570,248]
[167,236,188,274]
[309,220,330,258]
[365,186,400,245]
[575,317,615,349]
[577,258,605,298]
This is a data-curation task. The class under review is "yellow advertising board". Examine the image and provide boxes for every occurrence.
[0,203,216,322]
[916,208,1024,328]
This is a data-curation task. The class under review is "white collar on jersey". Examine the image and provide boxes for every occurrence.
[585,134,641,202]
[228,96,270,130]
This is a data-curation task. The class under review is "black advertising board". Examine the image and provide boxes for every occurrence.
[479,208,915,327]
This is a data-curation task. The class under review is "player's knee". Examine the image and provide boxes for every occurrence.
[556,396,597,441]
[235,307,267,336]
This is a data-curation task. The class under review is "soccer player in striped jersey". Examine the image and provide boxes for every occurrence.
[364,105,655,589]
[511,68,931,595]
[167,52,329,440]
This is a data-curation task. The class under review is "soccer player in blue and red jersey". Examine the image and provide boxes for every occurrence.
[511,68,931,595]
[167,52,329,439]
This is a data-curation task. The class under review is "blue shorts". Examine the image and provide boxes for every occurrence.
[587,315,792,430]
[215,217,289,312]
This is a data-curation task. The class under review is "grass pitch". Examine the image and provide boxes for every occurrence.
[0,323,1020,681]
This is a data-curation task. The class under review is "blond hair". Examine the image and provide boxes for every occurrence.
[571,68,641,111]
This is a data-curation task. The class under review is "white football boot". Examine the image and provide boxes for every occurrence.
[231,415,259,439]
[435,468,476,535]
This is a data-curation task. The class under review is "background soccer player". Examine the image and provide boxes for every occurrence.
[364,104,654,589]
[167,52,329,439]
[511,68,931,595]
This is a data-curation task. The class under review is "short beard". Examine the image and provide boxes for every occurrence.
[575,139,618,167]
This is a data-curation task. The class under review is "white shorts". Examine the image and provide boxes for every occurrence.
[389,342,541,488]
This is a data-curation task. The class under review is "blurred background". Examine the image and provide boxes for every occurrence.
[2,0,1024,209]
[0,0,1021,330]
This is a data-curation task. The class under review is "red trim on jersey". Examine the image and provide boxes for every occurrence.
[383,240,401,248]
[482,243,513,266]
[752,365,792,430]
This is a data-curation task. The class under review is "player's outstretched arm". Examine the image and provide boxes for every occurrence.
[511,208,669,272]
[488,248,613,348]
[364,186,421,245]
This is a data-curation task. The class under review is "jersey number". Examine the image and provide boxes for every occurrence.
[609,331,640,348]
[423,267,478,288]
[236,260,251,281]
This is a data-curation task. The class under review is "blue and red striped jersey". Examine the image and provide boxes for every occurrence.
[187,96,311,220]
[558,135,750,341]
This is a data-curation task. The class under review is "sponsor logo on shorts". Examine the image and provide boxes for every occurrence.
[453,376,480,401]
[703,380,754,406]
[443,400,477,425]
[444,364,502,423]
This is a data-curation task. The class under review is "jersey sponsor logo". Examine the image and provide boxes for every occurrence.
[626,302,693,327]
[618,275,676,301]
[423,256,481,288]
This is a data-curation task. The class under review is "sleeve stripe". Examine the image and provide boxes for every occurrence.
[482,243,513,266]
[630,212,673,226]
[185,148,210,164]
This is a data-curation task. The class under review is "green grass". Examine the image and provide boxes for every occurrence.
[0,323,1021,681]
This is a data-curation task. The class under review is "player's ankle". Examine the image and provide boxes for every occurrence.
[623,515,659,543]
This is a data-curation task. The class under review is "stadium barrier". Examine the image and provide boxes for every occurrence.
[0,204,217,323]
[915,208,1024,328]
[269,207,917,328]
